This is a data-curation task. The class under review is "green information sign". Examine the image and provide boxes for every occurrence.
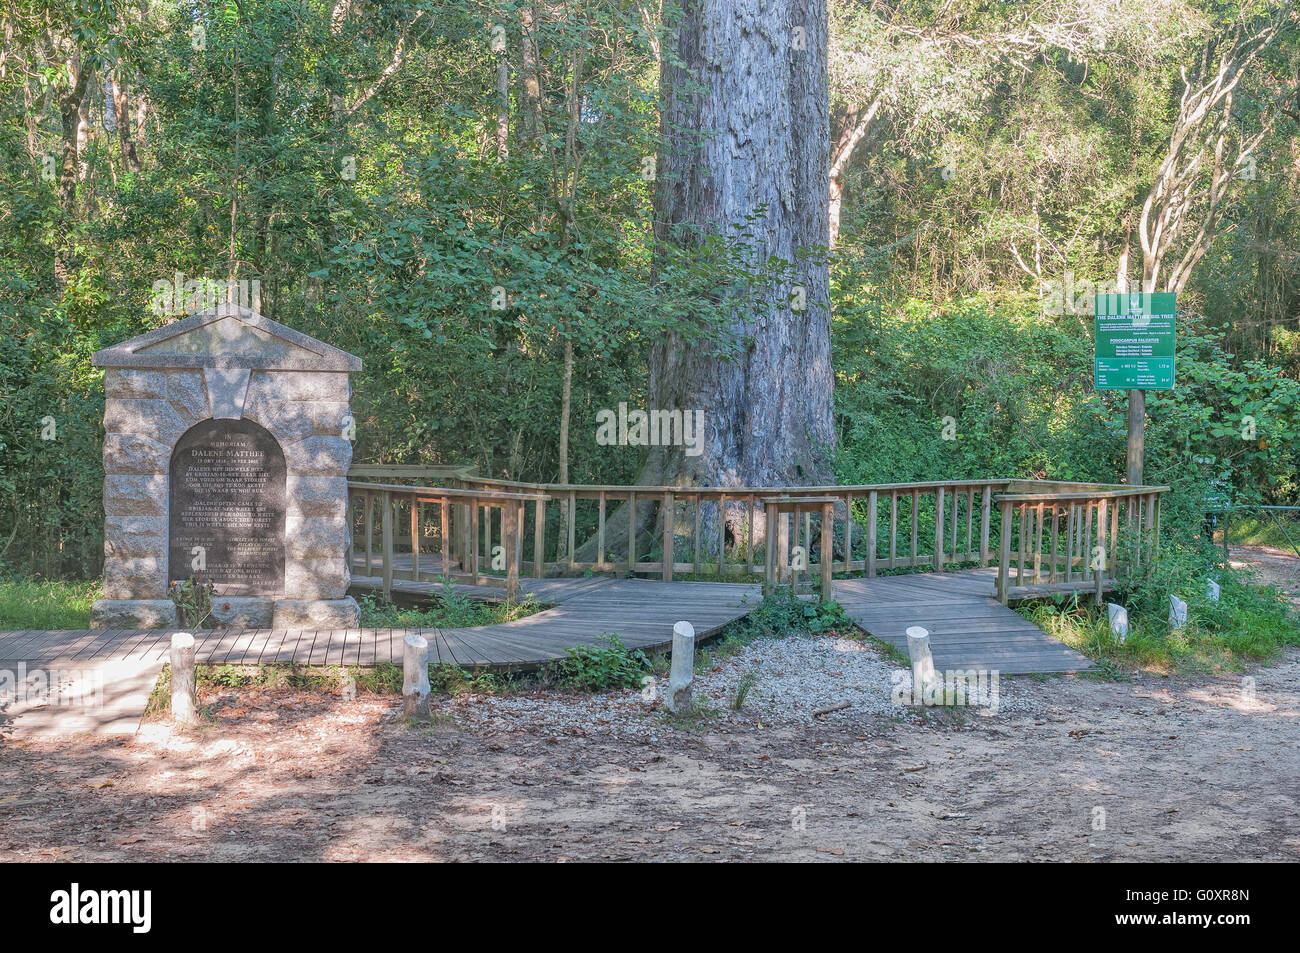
[1094,292,1176,390]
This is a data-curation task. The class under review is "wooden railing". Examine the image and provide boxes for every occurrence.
[347,474,1169,604]
[347,481,549,601]
[993,484,1164,604]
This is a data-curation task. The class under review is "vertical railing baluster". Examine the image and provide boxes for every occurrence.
[891,491,899,568]
[866,490,877,578]
[662,491,674,582]
[718,493,727,576]
[440,500,450,578]
[597,491,606,570]
[979,487,992,566]
[410,496,420,582]
[910,489,920,566]
[934,487,946,572]
[997,500,1013,604]
[965,487,974,560]
[381,490,393,598]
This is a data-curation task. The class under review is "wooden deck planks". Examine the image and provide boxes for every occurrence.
[834,572,1093,674]
[2,570,1090,674]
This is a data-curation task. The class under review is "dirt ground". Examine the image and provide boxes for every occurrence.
[1,545,1294,863]
[1229,543,1300,607]
[2,645,1297,862]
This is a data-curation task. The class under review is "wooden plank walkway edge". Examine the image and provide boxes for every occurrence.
[0,571,1093,675]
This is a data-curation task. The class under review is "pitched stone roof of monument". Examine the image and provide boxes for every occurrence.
[92,304,362,371]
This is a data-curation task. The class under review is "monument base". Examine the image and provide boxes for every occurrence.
[210,596,275,629]
[272,597,360,629]
[91,598,179,630]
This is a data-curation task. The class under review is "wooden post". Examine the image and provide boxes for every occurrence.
[1095,499,1108,605]
[746,495,755,578]
[763,500,778,596]
[503,505,519,603]
[409,498,420,582]
[890,491,898,568]
[910,489,919,566]
[469,502,480,583]
[933,487,945,572]
[693,494,702,574]
[534,497,546,578]
[662,492,674,582]
[567,489,577,572]
[1127,388,1145,487]
[440,500,450,579]
[778,510,790,585]
[979,487,991,566]
[364,492,373,573]
[457,503,471,572]
[402,633,431,720]
[597,490,607,570]
[843,493,854,573]
[666,621,695,713]
[346,493,355,574]
[170,632,198,727]
[627,491,637,573]
[820,500,834,597]
[1048,505,1059,583]
[997,501,1013,604]
[965,487,974,559]
[381,490,393,599]
[718,494,728,576]
[866,490,877,578]
[905,625,937,705]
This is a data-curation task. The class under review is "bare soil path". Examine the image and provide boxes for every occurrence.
[2,644,1296,862]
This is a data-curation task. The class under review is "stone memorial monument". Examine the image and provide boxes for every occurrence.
[90,303,362,630]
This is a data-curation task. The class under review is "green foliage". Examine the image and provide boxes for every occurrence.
[1025,538,1300,671]
[2,0,1298,592]
[732,590,851,640]
[541,633,649,692]
[730,668,758,710]
[167,577,214,629]
[356,582,544,628]
[0,577,99,629]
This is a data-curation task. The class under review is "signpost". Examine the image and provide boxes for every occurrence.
[1094,292,1176,486]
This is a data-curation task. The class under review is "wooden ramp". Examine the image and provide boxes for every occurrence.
[0,580,762,677]
[833,568,1094,674]
[1,571,1091,712]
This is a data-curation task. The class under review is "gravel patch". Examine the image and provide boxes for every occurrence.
[438,632,1046,738]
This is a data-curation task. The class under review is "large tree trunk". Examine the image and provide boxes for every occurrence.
[583,0,834,560]
[650,0,833,488]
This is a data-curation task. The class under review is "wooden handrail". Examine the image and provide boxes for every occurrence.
[347,472,1170,604]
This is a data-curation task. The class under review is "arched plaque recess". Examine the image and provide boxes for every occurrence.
[168,418,287,596]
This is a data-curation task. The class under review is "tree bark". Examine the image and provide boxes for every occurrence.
[649,0,834,491]
[55,61,91,288]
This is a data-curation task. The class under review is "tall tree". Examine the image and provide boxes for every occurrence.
[646,0,835,502]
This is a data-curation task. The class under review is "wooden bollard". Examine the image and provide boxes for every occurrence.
[667,621,695,713]
[402,632,431,719]
[169,632,198,727]
[905,625,937,704]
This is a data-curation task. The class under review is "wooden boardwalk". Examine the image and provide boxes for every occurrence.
[0,578,761,671]
[833,568,1093,674]
[1,570,1091,676]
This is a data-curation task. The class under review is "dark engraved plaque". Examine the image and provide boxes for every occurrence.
[169,419,286,595]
